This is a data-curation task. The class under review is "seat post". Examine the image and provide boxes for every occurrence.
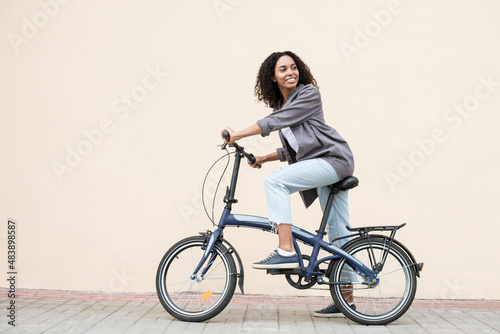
[317,188,338,235]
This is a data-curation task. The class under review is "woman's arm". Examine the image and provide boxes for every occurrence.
[221,125,278,168]
[250,151,279,168]
[222,123,263,143]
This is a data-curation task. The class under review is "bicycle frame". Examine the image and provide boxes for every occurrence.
[191,143,380,288]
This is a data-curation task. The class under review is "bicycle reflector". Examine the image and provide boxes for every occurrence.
[201,290,212,301]
[417,263,424,271]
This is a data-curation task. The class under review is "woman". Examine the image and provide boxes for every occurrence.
[222,51,355,316]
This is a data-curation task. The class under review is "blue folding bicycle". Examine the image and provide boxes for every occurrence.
[156,132,423,325]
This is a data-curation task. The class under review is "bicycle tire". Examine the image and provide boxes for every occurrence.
[329,237,417,325]
[156,236,237,322]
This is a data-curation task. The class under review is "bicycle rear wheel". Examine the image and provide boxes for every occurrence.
[156,236,237,322]
[329,237,417,325]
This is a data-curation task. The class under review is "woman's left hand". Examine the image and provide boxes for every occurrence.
[249,156,265,168]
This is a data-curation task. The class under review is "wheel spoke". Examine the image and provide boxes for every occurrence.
[379,263,413,277]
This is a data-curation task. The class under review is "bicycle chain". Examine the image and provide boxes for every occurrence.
[310,285,368,291]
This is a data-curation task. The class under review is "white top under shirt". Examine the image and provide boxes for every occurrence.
[281,127,299,153]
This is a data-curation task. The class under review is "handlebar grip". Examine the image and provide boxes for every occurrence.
[247,154,262,169]
[222,130,230,142]
[247,153,256,164]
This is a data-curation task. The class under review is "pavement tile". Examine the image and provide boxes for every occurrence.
[0,289,499,333]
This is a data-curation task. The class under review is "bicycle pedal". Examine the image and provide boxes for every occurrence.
[266,269,282,275]
[266,268,304,275]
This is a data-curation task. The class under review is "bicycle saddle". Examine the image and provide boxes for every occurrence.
[330,176,359,192]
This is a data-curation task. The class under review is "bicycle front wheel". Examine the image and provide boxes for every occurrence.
[156,236,237,322]
[329,237,417,325]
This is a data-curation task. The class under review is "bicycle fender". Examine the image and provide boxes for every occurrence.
[339,235,421,278]
[390,237,421,278]
[219,238,245,294]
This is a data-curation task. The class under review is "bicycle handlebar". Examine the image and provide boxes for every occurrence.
[221,130,262,169]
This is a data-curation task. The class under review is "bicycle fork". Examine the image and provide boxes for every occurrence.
[191,228,245,295]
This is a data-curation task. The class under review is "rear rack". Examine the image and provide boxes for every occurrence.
[330,223,406,245]
[347,223,406,234]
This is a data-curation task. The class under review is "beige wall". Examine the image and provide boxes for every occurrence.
[1,0,499,300]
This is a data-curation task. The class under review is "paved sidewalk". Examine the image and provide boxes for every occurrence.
[0,289,499,333]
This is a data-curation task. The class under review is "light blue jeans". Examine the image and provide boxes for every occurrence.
[264,158,351,246]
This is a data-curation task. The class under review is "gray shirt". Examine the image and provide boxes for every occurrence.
[256,84,355,207]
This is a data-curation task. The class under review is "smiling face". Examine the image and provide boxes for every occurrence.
[273,55,299,98]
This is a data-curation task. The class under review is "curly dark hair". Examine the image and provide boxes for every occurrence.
[254,51,318,109]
